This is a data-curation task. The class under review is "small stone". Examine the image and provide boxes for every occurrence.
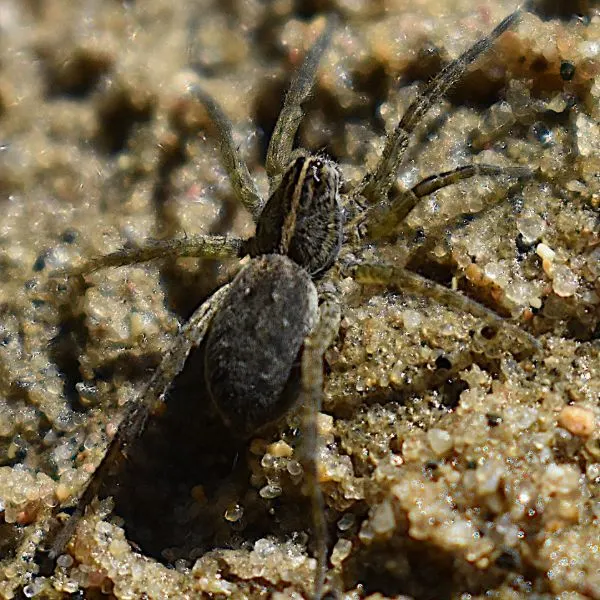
[517,215,546,245]
[551,264,579,297]
[317,413,334,435]
[337,512,356,531]
[558,405,595,437]
[330,538,353,566]
[259,483,283,499]
[576,113,600,157]
[560,61,576,81]
[530,121,552,146]
[483,261,508,285]
[371,500,395,534]
[427,428,453,456]
[476,458,504,494]
[401,309,421,332]
[466,262,485,285]
[267,440,293,458]
[57,554,74,568]
[586,247,600,277]
[536,242,555,263]
[254,537,276,557]
[544,463,580,495]
[286,460,303,477]
[547,93,568,113]
[565,179,587,194]
[224,503,244,522]
[55,484,71,503]
[505,281,530,306]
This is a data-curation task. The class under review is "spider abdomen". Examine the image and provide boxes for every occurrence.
[204,254,318,437]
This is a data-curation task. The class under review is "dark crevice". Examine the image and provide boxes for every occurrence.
[47,316,89,413]
[96,90,154,155]
[106,342,308,564]
[525,0,591,21]
[41,49,112,99]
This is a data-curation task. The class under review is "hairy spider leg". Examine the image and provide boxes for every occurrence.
[361,163,534,240]
[48,284,231,560]
[300,298,341,600]
[186,85,264,219]
[188,15,336,211]
[58,235,243,276]
[345,263,541,354]
[354,9,522,203]
[266,16,337,187]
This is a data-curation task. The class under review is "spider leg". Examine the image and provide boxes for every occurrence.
[410,164,532,200]
[48,283,230,560]
[300,297,341,600]
[55,234,244,277]
[361,163,533,240]
[345,263,541,354]
[354,9,522,203]
[266,17,337,187]
[186,85,264,219]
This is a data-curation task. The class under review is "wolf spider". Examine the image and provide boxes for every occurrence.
[47,8,539,598]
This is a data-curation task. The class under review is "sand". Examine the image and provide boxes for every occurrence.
[0,0,598,598]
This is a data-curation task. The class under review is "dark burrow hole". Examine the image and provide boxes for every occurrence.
[102,342,312,565]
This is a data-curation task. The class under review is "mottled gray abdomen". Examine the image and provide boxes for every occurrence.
[205,254,318,437]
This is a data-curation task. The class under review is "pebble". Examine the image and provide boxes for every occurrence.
[267,440,293,458]
[330,538,353,566]
[558,405,595,437]
[551,264,579,297]
[427,428,453,456]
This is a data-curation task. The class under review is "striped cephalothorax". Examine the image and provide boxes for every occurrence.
[46,9,540,599]
[243,155,343,278]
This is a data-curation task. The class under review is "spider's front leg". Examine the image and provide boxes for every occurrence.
[56,234,244,276]
[185,15,335,219]
[360,163,535,241]
[354,9,522,204]
[265,16,337,189]
[185,85,264,219]
[48,283,230,561]
[299,297,341,600]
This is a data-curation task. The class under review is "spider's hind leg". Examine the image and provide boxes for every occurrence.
[346,263,541,355]
[47,283,231,561]
[300,297,341,600]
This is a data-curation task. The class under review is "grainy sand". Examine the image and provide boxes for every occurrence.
[0,1,598,598]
